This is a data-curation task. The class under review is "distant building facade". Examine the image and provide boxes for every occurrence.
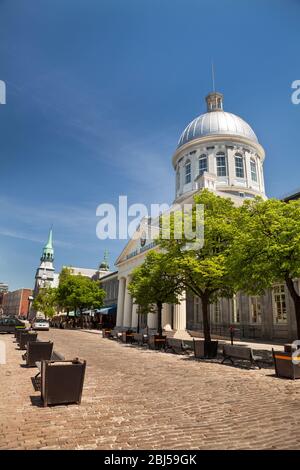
[0,283,9,315]
[100,271,118,307]
[3,288,33,318]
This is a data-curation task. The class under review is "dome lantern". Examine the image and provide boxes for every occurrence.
[205,91,223,112]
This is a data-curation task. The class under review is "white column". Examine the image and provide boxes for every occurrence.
[123,277,132,328]
[131,303,139,329]
[147,311,158,329]
[116,277,126,327]
[173,293,187,330]
[162,303,172,331]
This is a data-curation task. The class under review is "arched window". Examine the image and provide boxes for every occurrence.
[216,152,227,177]
[235,154,244,178]
[250,157,257,182]
[185,159,191,184]
[198,154,207,176]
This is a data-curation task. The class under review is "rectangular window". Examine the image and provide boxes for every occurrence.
[273,284,287,324]
[250,159,258,182]
[198,156,207,175]
[216,154,227,177]
[250,297,262,324]
[214,302,221,324]
[235,155,244,178]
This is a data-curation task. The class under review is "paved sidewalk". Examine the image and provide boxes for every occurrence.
[0,329,299,450]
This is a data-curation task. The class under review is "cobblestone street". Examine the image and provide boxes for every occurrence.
[1,329,300,450]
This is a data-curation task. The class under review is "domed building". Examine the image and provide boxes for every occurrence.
[115,91,296,341]
[173,91,266,205]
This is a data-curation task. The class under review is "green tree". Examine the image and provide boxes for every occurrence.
[57,268,106,326]
[158,190,237,342]
[128,251,184,335]
[229,197,300,339]
[32,287,58,319]
[56,267,74,314]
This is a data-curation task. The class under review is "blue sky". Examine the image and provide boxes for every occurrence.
[0,0,299,290]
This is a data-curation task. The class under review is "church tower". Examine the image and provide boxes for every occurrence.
[33,229,56,295]
[28,229,57,321]
[97,249,111,278]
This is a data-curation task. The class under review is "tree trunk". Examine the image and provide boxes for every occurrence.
[201,295,211,342]
[157,301,163,336]
[80,309,84,329]
[285,277,300,340]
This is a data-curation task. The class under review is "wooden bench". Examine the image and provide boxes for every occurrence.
[148,335,166,350]
[133,333,148,346]
[109,329,123,340]
[222,344,262,369]
[165,338,190,355]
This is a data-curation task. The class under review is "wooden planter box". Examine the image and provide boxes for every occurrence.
[15,326,27,339]
[15,328,28,343]
[19,332,38,350]
[41,359,86,406]
[24,341,54,367]
[273,349,300,380]
[194,339,218,359]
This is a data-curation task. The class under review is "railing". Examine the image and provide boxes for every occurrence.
[187,322,262,340]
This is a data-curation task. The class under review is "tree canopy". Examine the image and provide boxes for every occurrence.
[158,189,238,341]
[56,268,106,322]
[229,197,300,338]
[128,251,184,335]
[32,287,58,319]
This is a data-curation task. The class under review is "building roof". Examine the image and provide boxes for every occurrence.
[100,271,118,281]
[177,92,258,149]
[282,189,300,202]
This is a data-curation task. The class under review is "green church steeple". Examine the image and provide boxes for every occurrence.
[41,228,54,262]
[99,249,109,271]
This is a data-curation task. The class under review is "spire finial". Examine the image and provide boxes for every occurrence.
[211,60,215,92]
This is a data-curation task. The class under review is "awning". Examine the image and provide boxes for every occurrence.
[95,305,117,315]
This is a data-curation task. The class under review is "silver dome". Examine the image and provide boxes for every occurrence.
[177,110,258,149]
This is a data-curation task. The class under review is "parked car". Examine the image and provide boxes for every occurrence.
[0,316,26,334]
[32,319,50,331]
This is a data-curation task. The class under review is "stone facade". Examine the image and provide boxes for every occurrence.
[186,280,300,342]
